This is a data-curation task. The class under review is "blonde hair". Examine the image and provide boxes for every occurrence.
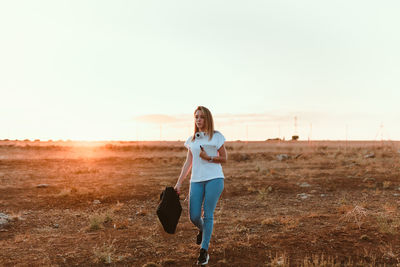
[191,106,214,141]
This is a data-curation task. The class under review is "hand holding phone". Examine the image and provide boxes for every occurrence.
[199,145,208,161]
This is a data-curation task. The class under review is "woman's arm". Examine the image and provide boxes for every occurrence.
[200,145,228,164]
[174,149,193,194]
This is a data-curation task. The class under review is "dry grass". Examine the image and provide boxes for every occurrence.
[301,254,361,267]
[88,212,113,231]
[93,239,117,264]
[375,214,400,235]
[142,263,161,267]
[383,181,392,189]
[1,140,400,266]
[340,205,368,229]
[265,252,290,266]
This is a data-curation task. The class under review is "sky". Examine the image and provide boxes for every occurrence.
[1,0,399,141]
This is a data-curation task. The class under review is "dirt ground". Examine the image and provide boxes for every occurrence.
[1,140,400,266]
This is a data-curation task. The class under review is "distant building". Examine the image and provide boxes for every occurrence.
[266,138,282,141]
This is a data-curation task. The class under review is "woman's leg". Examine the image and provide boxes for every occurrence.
[201,178,224,250]
[189,181,205,231]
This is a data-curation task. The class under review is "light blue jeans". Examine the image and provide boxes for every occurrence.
[189,178,224,250]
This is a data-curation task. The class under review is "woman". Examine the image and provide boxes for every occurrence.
[174,106,227,265]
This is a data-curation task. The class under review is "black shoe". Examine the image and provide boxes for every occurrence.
[196,230,203,245]
[197,248,209,265]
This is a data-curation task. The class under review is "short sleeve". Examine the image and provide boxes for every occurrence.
[184,136,192,149]
[216,132,225,149]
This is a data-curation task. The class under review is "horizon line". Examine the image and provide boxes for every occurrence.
[0,139,399,143]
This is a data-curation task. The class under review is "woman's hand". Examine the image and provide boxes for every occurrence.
[199,146,211,161]
[199,151,210,161]
[174,182,182,195]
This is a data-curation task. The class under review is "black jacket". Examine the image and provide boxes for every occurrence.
[156,187,182,234]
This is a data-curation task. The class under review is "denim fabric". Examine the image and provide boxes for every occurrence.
[189,178,224,250]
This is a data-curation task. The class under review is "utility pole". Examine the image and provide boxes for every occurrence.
[291,116,299,141]
[278,124,281,144]
[345,124,348,151]
[246,124,248,144]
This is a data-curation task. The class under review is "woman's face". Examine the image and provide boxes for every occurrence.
[195,110,206,131]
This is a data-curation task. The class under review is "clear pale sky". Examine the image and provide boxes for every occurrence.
[1,1,399,141]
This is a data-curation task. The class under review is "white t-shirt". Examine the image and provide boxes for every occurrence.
[184,131,226,183]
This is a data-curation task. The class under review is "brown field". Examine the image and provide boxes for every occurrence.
[1,140,400,266]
